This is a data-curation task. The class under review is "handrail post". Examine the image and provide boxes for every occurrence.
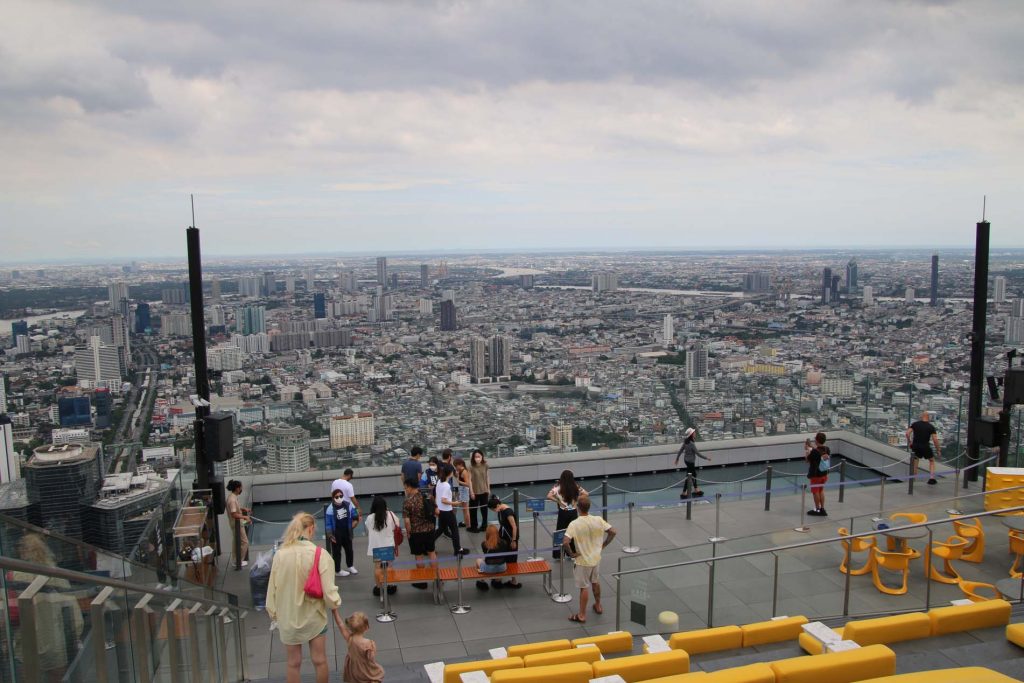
[551,548,572,603]
[842,526,853,617]
[134,593,155,683]
[771,552,779,617]
[708,493,725,542]
[622,501,640,553]
[377,560,398,621]
[527,511,541,562]
[450,554,471,614]
[707,544,717,628]
[17,575,47,683]
[838,460,846,503]
[615,573,622,631]
[795,485,809,532]
[91,586,114,683]
[602,478,609,522]
[764,465,773,511]
[925,527,933,610]
[166,599,184,683]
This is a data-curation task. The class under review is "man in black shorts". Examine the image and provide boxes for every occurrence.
[906,411,941,485]
[402,478,437,589]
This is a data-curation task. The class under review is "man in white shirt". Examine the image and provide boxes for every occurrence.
[433,464,467,556]
[563,495,616,623]
[329,469,360,516]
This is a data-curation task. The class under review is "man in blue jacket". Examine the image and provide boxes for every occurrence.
[326,487,360,576]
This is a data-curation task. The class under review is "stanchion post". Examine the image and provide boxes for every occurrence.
[879,475,887,516]
[795,485,809,532]
[602,479,609,522]
[233,517,242,571]
[622,501,640,554]
[907,455,915,496]
[527,511,541,562]
[551,549,572,603]
[450,553,471,614]
[513,488,520,528]
[376,561,396,623]
[685,497,692,521]
[764,465,773,511]
[838,460,846,504]
[708,493,726,542]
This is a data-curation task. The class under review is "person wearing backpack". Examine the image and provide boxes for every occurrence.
[806,432,831,516]
[401,478,438,589]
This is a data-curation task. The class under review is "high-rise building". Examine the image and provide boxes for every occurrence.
[420,264,430,288]
[238,305,267,335]
[266,424,310,473]
[111,313,131,370]
[376,257,387,286]
[994,276,1007,304]
[134,302,151,333]
[262,271,276,297]
[906,287,916,304]
[440,300,457,331]
[742,272,771,293]
[549,422,573,449]
[24,444,102,540]
[211,278,222,301]
[339,270,358,293]
[663,314,675,346]
[160,313,192,337]
[1006,316,1024,345]
[686,342,709,379]
[592,272,618,293]
[0,415,17,483]
[10,321,27,348]
[390,272,399,290]
[304,269,316,290]
[831,275,841,302]
[930,254,939,306]
[328,413,375,449]
[846,259,858,292]
[313,293,326,319]
[58,396,92,427]
[161,284,187,305]
[74,337,123,386]
[14,335,31,356]
[238,276,261,298]
[92,388,113,429]
[284,276,296,294]
[108,282,130,313]
[821,268,832,305]
[1013,299,1024,318]
[863,285,874,306]
[488,335,512,378]
[519,274,535,289]
[419,298,433,316]
[469,337,487,380]
[372,293,393,322]
[0,373,7,413]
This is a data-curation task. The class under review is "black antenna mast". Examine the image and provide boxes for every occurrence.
[191,193,196,228]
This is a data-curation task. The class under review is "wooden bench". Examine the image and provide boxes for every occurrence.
[438,560,553,595]
[385,566,442,604]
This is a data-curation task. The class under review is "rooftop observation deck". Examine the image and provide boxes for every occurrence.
[208,431,1024,681]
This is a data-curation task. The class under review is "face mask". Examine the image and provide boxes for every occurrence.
[429,464,437,470]
[334,497,343,503]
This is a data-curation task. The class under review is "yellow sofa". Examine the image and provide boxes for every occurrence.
[571,630,634,654]
[1007,622,1024,648]
[523,646,601,668]
[591,649,690,682]
[740,616,809,647]
[506,639,571,658]
[490,662,594,683]
[928,599,1011,636]
[770,643,895,683]
[638,663,775,683]
[668,626,743,654]
[854,667,1021,682]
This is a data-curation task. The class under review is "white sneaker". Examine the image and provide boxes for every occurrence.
[337,569,350,577]
[241,560,249,567]
[347,566,359,575]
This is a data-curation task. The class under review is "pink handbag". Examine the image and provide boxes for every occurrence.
[303,546,324,599]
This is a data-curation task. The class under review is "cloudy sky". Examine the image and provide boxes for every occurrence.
[2,0,1023,261]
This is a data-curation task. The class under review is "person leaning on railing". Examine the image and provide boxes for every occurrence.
[266,512,343,683]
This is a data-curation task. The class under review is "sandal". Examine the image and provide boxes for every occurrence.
[568,614,586,623]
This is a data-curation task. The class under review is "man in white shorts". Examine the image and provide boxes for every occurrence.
[563,494,616,624]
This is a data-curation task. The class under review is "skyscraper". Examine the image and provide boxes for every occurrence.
[742,272,771,293]
[862,285,874,306]
[262,271,276,297]
[328,413,375,449]
[831,274,841,303]
[686,342,709,379]
[74,337,123,386]
[108,281,130,312]
[846,259,858,292]
[663,314,675,346]
[420,264,430,288]
[390,272,399,290]
[592,272,618,293]
[266,424,310,473]
[469,337,487,380]
[93,388,113,429]
[372,292,393,322]
[313,293,326,319]
[58,396,92,427]
[239,306,266,335]
[0,373,6,413]
[930,254,939,306]
[488,335,512,377]
[238,276,261,298]
[161,284,187,305]
[134,302,151,333]
[10,321,27,348]
[906,286,916,304]
[111,313,131,370]
[284,277,296,294]
[821,268,832,305]
[0,415,17,483]
[994,276,1007,304]
[376,257,387,286]
[211,278,222,301]
[440,299,457,331]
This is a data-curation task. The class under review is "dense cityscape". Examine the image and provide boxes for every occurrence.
[3,249,1023,500]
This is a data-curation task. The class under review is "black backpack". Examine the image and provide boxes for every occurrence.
[420,491,437,521]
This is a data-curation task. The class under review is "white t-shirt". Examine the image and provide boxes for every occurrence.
[366,511,397,557]
[330,478,355,503]
[436,481,454,511]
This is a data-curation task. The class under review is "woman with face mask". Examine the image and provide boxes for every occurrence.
[325,488,360,576]
[468,449,491,532]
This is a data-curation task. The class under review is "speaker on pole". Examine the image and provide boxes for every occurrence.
[204,412,235,462]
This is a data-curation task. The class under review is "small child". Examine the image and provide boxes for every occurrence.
[337,611,384,683]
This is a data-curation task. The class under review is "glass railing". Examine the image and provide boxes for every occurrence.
[610,481,1024,634]
[0,554,247,683]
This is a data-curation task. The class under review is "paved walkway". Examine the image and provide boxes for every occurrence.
[212,470,1016,681]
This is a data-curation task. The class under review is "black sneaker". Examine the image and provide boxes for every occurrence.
[491,579,503,589]
[386,585,397,595]
[372,586,381,597]
[458,522,466,528]
[476,580,489,591]
[412,582,429,589]
[819,509,828,516]
[807,509,822,516]
[680,492,690,499]
[928,478,937,485]
[457,548,470,557]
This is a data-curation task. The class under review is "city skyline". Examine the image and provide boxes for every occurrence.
[2,1,1023,260]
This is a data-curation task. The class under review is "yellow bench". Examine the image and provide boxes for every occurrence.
[638,663,774,682]
[506,639,571,658]
[523,647,601,668]
[740,616,809,647]
[571,630,634,654]
[668,625,743,654]
[770,643,895,683]
[591,649,690,682]
[797,628,843,655]
[1007,622,1024,648]
[490,662,593,683]
[929,599,1011,636]
[844,612,932,646]
[443,656,523,683]
[854,667,1021,682]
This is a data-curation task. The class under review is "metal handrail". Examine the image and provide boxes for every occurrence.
[0,554,245,614]
[611,503,1024,579]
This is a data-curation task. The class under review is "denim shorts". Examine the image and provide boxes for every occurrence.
[479,562,507,574]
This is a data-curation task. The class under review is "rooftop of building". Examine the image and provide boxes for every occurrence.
[27,442,98,466]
